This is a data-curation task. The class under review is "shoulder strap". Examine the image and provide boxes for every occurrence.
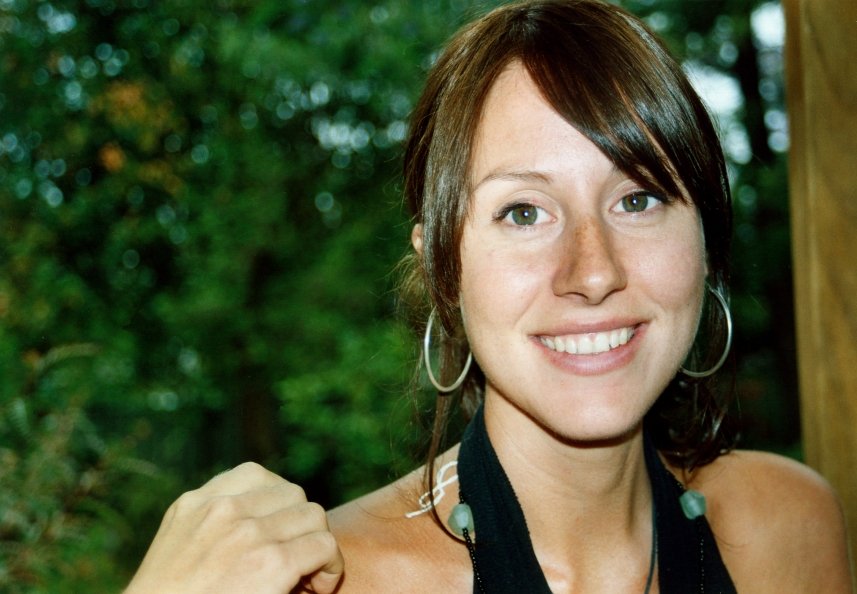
[645,436,737,593]
[458,407,737,593]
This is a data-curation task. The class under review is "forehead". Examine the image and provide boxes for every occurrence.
[470,62,617,189]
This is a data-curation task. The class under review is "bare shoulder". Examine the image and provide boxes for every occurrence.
[322,450,471,593]
[686,450,853,593]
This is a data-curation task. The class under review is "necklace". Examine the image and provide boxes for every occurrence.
[451,406,736,594]
[452,479,658,594]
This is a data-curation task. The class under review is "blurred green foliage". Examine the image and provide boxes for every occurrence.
[0,344,171,592]
[0,0,793,589]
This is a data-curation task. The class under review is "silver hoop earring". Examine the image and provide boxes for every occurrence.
[680,286,733,379]
[423,309,473,393]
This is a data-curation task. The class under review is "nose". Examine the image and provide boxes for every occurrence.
[552,217,627,304]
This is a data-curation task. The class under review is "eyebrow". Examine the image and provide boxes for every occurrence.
[471,164,623,192]
[472,170,554,192]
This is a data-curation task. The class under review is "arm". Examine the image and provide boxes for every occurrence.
[124,462,344,594]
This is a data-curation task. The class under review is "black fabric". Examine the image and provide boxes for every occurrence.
[457,406,737,593]
[643,424,737,593]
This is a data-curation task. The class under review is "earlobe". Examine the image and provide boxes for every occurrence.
[411,223,424,256]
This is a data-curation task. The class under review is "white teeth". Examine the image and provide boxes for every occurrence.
[609,330,621,348]
[540,327,635,355]
[609,327,630,348]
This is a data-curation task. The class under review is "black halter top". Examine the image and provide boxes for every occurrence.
[456,406,737,593]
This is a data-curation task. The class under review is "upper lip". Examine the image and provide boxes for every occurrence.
[535,321,642,355]
[533,319,643,337]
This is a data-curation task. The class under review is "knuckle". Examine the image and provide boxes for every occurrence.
[233,516,264,542]
[170,489,201,514]
[312,529,339,557]
[254,542,294,574]
[233,461,287,486]
[302,501,328,527]
[282,481,307,502]
[235,460,265,473]
[203,494,241,521]
[233,461,268,480]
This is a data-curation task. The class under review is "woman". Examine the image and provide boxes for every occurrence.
[125,1,852,592]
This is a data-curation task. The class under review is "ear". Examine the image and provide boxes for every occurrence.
[411,223,424,256]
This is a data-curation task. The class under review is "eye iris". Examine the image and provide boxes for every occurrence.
[623,193,648,212]
[511,205,537,225]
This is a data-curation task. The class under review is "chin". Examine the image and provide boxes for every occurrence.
[523,399,649,448]
[549,418,644,448]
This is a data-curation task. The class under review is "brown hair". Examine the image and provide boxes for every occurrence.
[400,0,735,478]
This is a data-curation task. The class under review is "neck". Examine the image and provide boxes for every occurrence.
[481,395,654,586]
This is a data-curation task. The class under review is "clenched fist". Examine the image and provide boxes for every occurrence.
[125,462,344,594]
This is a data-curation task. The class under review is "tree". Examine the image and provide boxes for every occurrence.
[0,0,793,588]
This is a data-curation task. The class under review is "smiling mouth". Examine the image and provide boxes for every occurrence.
[539,326,636,355]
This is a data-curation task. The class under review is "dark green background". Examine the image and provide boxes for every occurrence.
[0,0,794,590]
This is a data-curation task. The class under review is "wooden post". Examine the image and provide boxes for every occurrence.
[784,0,857,577]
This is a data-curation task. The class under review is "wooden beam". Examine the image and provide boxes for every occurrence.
[784,0,857,577]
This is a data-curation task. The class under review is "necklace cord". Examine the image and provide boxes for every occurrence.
[461,525,486,594]
[455,407,660,593]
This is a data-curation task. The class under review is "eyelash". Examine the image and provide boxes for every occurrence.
[492,189,670,227]
[616,191,668,213]
[494,202,546,226]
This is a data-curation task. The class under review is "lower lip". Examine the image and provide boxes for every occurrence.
[534,325,645,376]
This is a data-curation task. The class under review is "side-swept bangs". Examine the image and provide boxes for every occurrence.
[404,0,731,331]
[521,3,731,290]
[402,0,735,470]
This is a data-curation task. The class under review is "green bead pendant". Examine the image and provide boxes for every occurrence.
[448,502,475,536]
[679,489,707,519]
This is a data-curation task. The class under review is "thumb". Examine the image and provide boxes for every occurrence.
[300,538,345,594]
[305,566,345,594]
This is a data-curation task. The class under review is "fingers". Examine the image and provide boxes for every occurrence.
[126,463,345,594]
[204,461,301,496]
[263,501,344,592]
[284,531,345,594]
[168,462,310,522]
[197,483,314,521]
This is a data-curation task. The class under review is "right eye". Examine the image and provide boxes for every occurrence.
[499,203,545,226]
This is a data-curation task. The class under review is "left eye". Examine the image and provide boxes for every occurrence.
[617,192,663,213]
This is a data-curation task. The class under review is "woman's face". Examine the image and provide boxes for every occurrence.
[458,63,706,442]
